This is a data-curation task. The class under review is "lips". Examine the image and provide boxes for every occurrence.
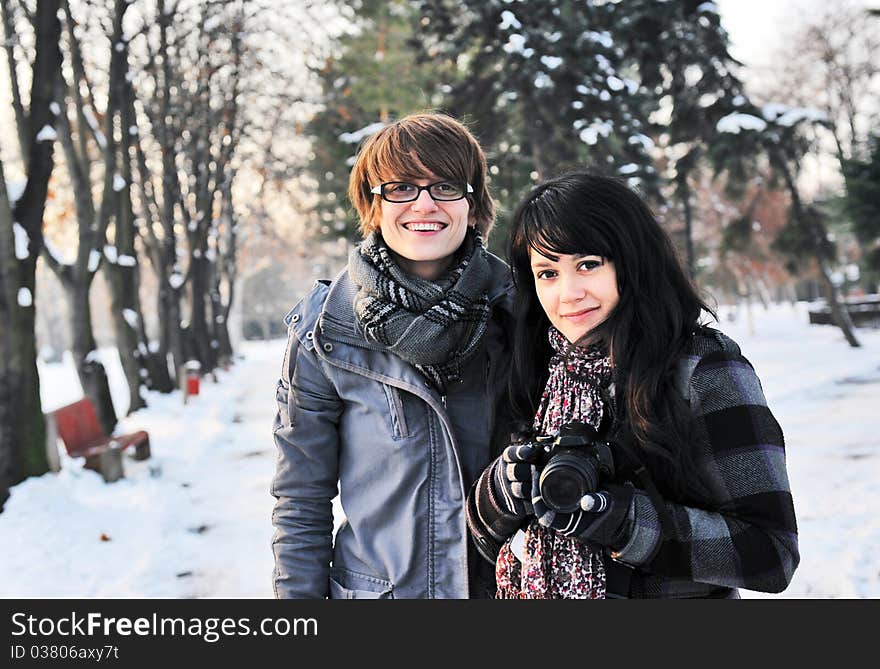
[561,306,600,318]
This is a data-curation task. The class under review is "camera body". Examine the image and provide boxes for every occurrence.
[533,421,615,513]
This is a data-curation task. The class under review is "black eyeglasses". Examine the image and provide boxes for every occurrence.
[370,180,474,203]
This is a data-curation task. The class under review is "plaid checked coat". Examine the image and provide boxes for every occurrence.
[467,327,799,598]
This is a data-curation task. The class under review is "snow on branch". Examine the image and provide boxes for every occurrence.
[12,222,29,260]
[762,103,828,127]
[17,287,32,307]
[88,249,102,272]
[123,309,139,329]
[36,125,57,142]
[716,112,767,134]
[338,122,385,144]
[6,179,27,205]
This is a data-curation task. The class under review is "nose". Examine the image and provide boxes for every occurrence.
[559,274,586,304]
[411,187,439,212]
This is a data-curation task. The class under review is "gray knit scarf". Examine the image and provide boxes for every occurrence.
[349,227,492,393]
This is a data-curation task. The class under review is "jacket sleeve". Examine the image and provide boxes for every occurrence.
[271,325,342,599]
[611,349,800,593]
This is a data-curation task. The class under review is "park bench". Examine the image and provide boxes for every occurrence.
[45,397,151,483]
[807,294,880,328]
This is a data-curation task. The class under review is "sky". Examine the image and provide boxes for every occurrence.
[716,0,801,68]
[0,301,878,598]
[717,0,875,70]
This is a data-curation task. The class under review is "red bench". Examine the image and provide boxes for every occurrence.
[46,397,151,482]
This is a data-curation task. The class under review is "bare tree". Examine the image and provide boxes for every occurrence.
[0,0,63,507]
[130,0,189,388]
[38,0,130,433]
[781,2,879,170]
[99,0,156,412]
[132,0,246,379]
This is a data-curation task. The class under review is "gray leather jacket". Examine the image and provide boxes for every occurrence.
[271,255,514,598]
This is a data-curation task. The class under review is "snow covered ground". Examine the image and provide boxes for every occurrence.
[0,301,878,598]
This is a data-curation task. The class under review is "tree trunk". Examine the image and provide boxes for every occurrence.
[0,313,46,508]
[677,174,696,279]
[66,283,117,435]
[0,188,47,506]
[214,264,234,366]
[164,285,186,383]
[190,254,216,370]
[104,260,146,414]
[101,27,149,412]
[775,152,861,347]
[159,160,185,382]
[130,134,175,393]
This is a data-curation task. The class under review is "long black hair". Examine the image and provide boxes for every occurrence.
[508,171,716,502]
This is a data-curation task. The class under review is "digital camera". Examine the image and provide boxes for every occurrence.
[533,421,615,514]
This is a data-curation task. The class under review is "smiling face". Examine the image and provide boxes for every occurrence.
[377,175,473,281]
[529,250,620,344]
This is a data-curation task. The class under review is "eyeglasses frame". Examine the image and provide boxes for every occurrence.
[369,180,474,203]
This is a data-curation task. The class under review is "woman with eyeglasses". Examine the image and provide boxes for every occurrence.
[271,112,515,598]
[466,171,799,598]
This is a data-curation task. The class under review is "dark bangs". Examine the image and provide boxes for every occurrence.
[509,184,616,283]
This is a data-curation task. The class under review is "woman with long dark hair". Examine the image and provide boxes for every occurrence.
[466,171,799,598]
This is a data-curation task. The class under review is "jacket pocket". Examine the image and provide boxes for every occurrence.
[381,383,410,440]
[328,567,394,599]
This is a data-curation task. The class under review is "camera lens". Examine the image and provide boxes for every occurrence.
[539,450,600,513]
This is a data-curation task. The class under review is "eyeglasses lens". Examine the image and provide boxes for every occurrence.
[382,182,466,202]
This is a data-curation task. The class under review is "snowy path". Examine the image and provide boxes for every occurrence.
[1,339,286,598]
[1,302,879,598]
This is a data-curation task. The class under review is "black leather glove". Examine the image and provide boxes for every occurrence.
[492,442,539,518]
[533,480,634,550]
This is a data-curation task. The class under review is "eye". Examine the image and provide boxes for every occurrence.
[388,183,415,193]
[578,258,604,271]
[431,182,465,199]
[535,269,557,280]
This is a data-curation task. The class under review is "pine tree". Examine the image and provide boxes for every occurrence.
[617,0,753,277]
[843,135,880,288]
[415,0,659,248]
[413,1,762,256]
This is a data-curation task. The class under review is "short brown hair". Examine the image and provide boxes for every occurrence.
[347,112,496,238]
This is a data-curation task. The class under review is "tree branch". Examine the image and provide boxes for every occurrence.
[1,0,30,167]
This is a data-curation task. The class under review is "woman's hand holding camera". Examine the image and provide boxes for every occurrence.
[533,481,634,550]
[491,443,539,519]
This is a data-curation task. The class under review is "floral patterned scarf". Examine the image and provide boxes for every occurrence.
[495,327,612,599]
